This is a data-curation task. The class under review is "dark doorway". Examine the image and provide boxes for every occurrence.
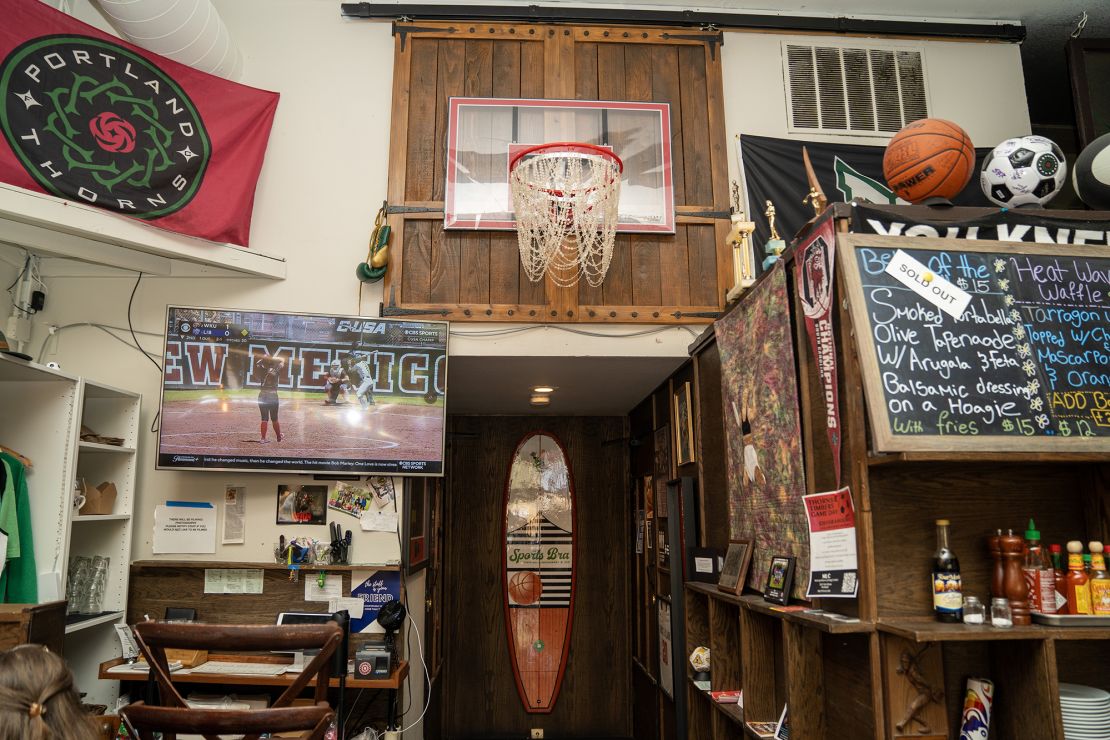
[438,415,631,739]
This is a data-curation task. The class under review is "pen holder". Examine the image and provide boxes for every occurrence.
[275,538,317,565]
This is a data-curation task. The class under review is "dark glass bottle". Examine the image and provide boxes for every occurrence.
[932,519,963,622]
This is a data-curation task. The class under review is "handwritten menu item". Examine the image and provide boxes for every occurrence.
[839,235,1110,451]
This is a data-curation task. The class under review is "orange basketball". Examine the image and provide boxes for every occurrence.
[508,570,542,605]
[882,118,975,203]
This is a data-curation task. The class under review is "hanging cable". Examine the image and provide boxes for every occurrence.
[37,324,162,364]
[393,500,432,736]
[128,273,164,375]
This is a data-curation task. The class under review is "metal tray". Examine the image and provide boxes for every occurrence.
[1032,612,1110,627]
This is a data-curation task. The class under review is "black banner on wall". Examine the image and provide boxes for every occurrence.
[851,203,1110,246]
[739,135,990,248]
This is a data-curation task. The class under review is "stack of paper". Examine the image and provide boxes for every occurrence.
[106,660,183,674]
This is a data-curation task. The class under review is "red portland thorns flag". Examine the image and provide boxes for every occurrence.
[0,0,278,246]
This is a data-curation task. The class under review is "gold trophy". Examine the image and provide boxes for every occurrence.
[762,200,785,270]
[801,146,828,217]
[726,181,756,302]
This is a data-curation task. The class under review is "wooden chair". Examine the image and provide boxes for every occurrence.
[120,621,342,740]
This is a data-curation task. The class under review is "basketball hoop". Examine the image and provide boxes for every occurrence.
[508,142,623,288]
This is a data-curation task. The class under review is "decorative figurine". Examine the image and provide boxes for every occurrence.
[803,187,824,215]
[895,648,944,735]
[801,146,828,216]
[762,200,785,271]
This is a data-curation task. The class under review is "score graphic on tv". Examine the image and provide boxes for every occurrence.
[157,307,448,475]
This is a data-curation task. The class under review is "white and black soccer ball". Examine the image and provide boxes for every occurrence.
[980,135,1067,208]
[1073,132,1110,210]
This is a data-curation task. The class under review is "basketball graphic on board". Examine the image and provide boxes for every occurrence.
[882,119,976,203]
[508,570,543,605]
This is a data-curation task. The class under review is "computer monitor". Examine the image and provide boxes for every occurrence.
[272,612,333,655]
[276,612,333,627]
[275,611,350,677]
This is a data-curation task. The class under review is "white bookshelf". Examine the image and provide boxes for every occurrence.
[0,354,140,707]
[64,611,126,635]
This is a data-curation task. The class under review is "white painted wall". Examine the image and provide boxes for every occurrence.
[721,31,1031,185]
[0,8,1032,736]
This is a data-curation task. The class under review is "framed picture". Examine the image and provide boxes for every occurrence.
[764,555,796,605]
[275,484,327,525]
[327,481,372,519]
[673,381,695,466]
[653,425,671,511]
[403,477,432,573]
[689,546,722,584]
[1067,38,1110,147]
[717,539,753,595]
[444,97,675,233]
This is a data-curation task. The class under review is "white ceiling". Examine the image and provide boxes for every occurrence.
[446,354,687,415]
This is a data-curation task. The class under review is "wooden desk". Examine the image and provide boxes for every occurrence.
[101,655,408,731]
[99,655,408,690]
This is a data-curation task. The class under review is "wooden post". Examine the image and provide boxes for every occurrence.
[782,621,826,737]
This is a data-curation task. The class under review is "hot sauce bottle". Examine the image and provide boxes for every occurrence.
[1022,519,1056,613]
[933,519,962,622]
[1089,541,1110,616]
[1065,540,1093,615]
[1049,544,1067,613]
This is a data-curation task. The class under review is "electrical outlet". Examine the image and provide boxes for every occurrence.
[530,730,544,739]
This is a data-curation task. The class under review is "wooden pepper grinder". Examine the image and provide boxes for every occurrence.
[988,529,1005,600]
[1000,529,1031,625]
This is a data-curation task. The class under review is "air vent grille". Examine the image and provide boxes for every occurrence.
[785,44,928,134]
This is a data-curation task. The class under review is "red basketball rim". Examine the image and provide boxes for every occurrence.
[510,142,623,215]
[508,141,624,174]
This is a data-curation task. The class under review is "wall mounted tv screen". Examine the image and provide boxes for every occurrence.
[157,307,448,475]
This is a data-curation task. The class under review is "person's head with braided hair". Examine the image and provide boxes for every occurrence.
[0,644,98,740]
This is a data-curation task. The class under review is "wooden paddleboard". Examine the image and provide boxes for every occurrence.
[503,432,575,713]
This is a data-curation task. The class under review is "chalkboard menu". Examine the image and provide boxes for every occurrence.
[838,234,1110,452]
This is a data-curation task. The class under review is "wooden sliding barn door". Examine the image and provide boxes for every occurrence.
[384,23,730,323]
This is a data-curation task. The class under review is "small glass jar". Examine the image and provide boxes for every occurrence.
[962,596,986,625]
[990,597,1013,628]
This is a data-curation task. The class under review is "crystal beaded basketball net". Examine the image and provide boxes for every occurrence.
[508,142,623,288]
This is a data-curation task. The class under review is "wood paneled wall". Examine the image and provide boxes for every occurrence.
[442,416,630,738]
[385,23,731,323]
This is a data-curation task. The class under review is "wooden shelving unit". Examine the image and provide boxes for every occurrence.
[640,205,1110,740]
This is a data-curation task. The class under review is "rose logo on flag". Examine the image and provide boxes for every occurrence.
[0,35,210,218]
[89,111,136,153]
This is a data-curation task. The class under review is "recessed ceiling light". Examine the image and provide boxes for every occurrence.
[530,394,550,406]
[532,386,555,394]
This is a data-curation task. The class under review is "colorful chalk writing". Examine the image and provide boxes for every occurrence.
[853,245,1110,439]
